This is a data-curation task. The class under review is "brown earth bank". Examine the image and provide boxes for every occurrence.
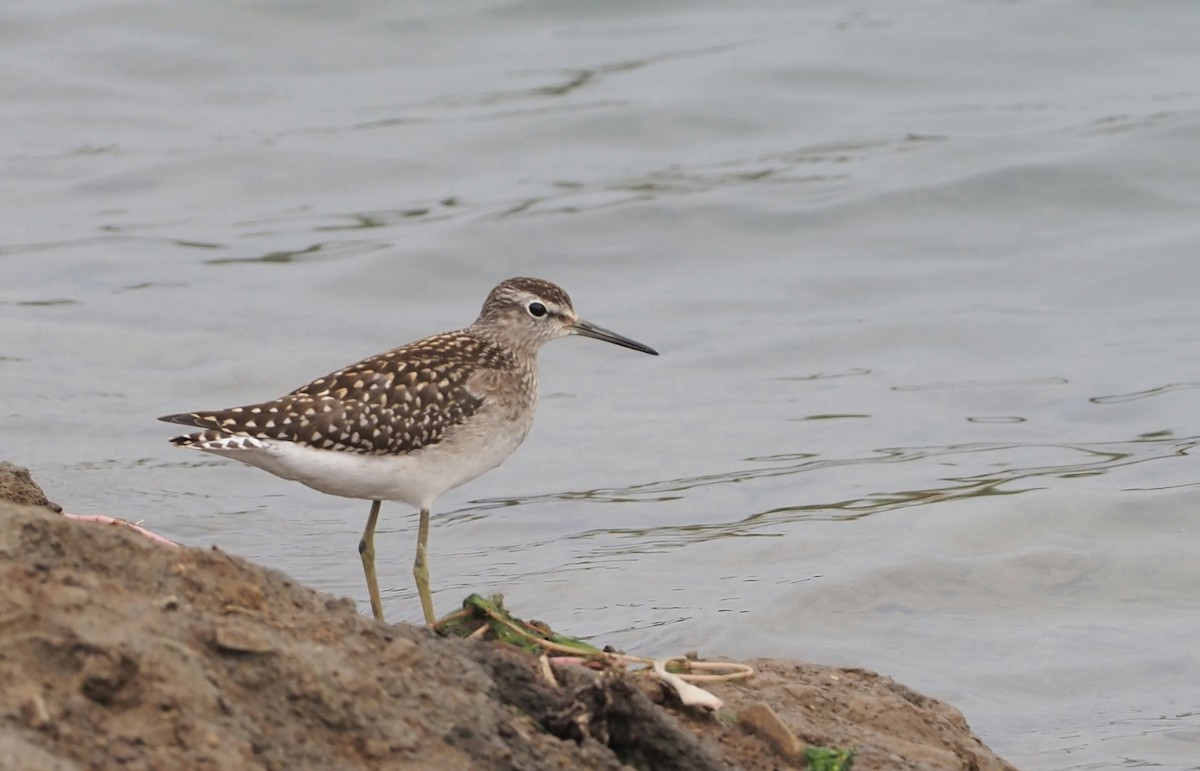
[0,464,1017,771]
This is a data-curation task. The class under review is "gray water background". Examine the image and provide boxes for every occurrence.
[3,2,1199,768]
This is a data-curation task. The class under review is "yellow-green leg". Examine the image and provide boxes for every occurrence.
[358,500,385,621]
[413,507,436,626]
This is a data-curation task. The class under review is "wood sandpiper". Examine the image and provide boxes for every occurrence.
[160,277,658,624]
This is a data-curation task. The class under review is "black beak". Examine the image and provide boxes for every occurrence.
[572,319,659,355]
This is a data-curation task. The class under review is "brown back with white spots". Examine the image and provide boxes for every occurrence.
[161,331,516,455]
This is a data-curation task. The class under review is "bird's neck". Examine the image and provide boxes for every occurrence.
[466,320,543,361]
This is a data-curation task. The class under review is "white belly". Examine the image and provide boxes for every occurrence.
[195,410,533,511]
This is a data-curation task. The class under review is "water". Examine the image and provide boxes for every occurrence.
[4,1,1200,767]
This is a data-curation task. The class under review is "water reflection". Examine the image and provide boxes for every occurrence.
[798,413,870,421]
[894,376,1070,391]
[202,240,389,265]
[313,207,440,231]
[14,298,77,306]
[488,134,940,219]
[776,367,872,382]
[116,281,189,292]
[1090,382,1200,404]
[449,432,1200,554]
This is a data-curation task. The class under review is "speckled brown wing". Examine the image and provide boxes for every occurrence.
[159,331,516,456]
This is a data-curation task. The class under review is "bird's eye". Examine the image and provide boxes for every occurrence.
[527,301,547,318]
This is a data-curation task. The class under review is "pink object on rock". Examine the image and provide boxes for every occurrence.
[62,513,178,548]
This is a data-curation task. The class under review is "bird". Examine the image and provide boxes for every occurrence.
[159,277,658,625]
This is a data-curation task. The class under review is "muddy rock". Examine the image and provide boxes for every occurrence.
[0,469,1016,771]
[0,502,723,771]
[0,461,62,513]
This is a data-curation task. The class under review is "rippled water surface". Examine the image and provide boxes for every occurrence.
[4,2,1200,768]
